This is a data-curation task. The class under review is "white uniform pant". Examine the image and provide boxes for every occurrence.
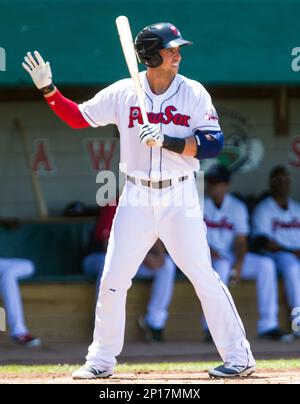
[138,255,176,329]
[273,252,300,310]
[82,252,176,329]
[202,253,279,334]
[86,179,255,371]
[0,258,35,337]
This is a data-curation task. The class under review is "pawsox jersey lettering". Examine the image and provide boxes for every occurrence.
[128,105,191,127]
[78,71,220,180]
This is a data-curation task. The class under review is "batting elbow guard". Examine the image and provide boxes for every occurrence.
[193,130,224,160]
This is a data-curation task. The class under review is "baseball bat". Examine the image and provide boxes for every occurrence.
[14,118,49,218]
[115,15,155,146]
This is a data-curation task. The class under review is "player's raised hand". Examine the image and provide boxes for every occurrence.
[22,51,52,90]
[139,124,164,148]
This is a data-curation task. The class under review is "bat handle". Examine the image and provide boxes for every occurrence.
[140,104,148,125]
[140,106,157,147]
[135,85,157,146]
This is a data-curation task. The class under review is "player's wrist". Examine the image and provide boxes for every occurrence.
[40,83,56,96]
[162,135,185,154]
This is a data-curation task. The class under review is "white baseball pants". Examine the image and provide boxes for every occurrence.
[273,252,300,310]
[0,258,35,337]
[202,253,279,334]
[86,179,255,371]
[82,252,176,329]
[138,254,176,329]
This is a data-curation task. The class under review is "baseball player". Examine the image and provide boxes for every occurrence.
[203,165,292,341]
[252,165,300,337]
[23,22,256,379]
[0,219,41,347]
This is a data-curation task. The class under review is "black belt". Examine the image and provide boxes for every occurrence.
[126,175,189,189]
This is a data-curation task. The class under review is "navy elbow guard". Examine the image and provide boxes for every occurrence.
[193,130,224,160]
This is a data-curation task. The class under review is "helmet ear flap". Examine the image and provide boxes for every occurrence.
[135,36,164,68]
[144,52,162,68]
[135,44,163,68]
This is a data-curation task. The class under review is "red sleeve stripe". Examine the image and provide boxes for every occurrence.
[45,89,90,129]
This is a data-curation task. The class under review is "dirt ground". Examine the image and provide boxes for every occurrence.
[1,341,300,384]
[0,369,300,384]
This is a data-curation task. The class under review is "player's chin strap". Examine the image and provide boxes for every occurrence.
[193,130,224,160]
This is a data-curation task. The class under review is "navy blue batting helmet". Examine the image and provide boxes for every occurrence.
[134,22,193,68]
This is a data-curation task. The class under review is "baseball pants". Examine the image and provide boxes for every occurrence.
[202,253,279,334]
[85,179,255,371]
[273,251,300,310]
[82,252,176,329]
[0,258,35,337]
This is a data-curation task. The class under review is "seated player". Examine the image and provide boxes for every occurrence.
[202,165,291,341]
[0,218,41,347]
[252,166,300,338]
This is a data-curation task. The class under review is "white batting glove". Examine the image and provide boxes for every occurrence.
[22,51,52,90]
[139,124,164,148]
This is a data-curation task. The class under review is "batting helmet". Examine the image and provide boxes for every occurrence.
[134,22,193,68]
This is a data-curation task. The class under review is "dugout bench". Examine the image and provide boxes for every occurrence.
[0,219,290,343]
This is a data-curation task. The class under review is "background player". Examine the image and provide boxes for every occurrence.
[23,22,255,379]
[252,165,300,338]
[0,218,41,347]
[203,164,292,341]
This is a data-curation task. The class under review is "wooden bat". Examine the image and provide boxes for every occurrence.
[115,15,156,146]
[14,118,49,218]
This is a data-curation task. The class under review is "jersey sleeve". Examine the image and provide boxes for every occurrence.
[252,203,272,238]
[192,86,221,132]
[234,202,249,235]
[78,83,119,127]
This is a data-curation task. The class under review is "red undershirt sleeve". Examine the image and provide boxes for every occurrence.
[44,89,90,129]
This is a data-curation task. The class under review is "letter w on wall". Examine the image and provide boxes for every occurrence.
[85,139,117,172]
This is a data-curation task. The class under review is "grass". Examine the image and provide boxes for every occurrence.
[0,359,299,374]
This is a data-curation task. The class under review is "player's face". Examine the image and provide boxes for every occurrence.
[159,46,182,73]
[270,171,290,198]
[206,181,230,201]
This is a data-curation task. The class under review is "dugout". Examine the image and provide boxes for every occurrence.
[0,0,299,218]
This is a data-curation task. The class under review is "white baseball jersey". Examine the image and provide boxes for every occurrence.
[78,71,220,180]
[252,196,300,250]
[204,194,249,259]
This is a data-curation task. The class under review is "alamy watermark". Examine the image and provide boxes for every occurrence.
[95,168,205,218]
[291,47,300,72]
[0,47,6,72]
[0,307,6,332]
